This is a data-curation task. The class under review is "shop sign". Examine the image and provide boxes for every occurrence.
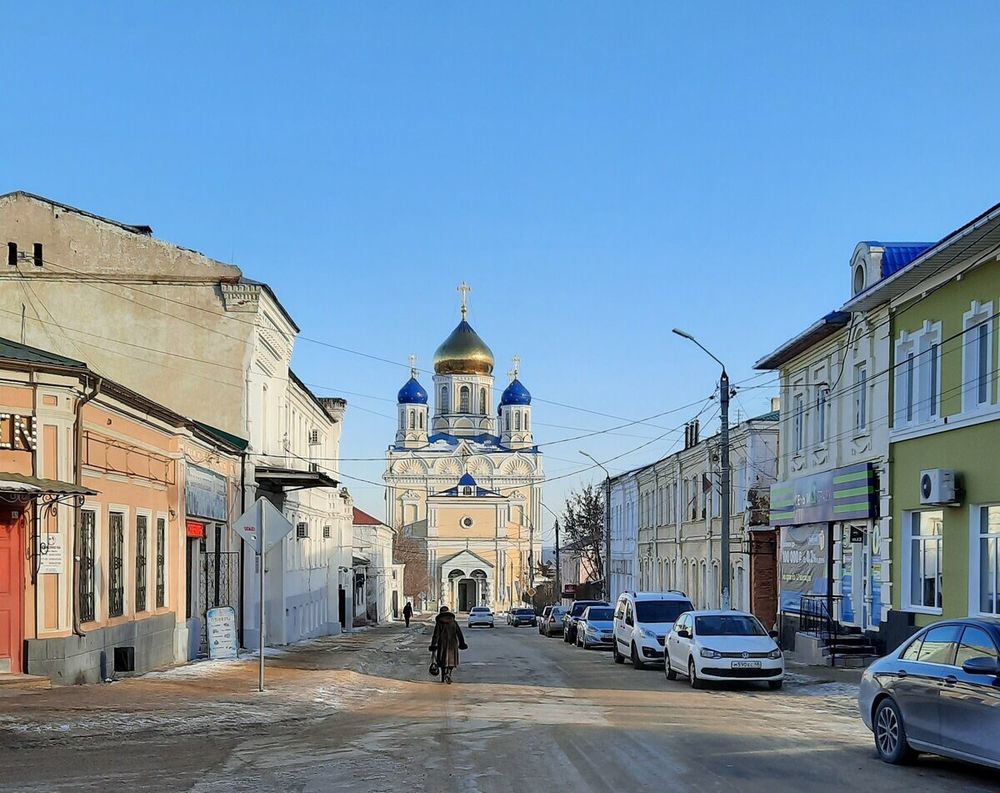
[207,606,238,660]
[849,526,865,544]
[770,463,878,526]
[185,464,228,521]
[37,532,64,575]
[0,413,37,451]
[186,520,206,539]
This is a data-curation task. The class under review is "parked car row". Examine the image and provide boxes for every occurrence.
[540,593,1000,772]
[540,591,786,690]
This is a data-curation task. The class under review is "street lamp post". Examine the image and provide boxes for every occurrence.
[579,451,612,603]
[672,328,732,611]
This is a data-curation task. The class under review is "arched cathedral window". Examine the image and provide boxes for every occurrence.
[409,411,415,429]
[418,412,424,429]
[440,386,449,413]
[480,388,487,415]
[515,412,521,431]
[524,413,529,430]
[460,386,470,413]
[505,412,510,431]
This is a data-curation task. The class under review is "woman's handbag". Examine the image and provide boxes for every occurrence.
[428,656,440,677]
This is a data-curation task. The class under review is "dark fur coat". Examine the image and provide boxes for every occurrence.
[430,611,466,668]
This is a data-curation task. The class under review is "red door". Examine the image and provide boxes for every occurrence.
[0,507,24,674]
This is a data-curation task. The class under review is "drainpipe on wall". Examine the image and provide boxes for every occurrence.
[71,375,102,637]
[238,449,247,648]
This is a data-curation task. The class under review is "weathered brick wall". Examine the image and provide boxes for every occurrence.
[750,530,778,630]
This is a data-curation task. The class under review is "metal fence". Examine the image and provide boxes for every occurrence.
[201,551,241,649]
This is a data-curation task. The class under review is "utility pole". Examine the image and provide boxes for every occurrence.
[554,519,561,603]
[673,328,732,610]
[719,368,731,611]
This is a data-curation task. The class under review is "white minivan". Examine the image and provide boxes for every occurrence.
[612,591,694,668]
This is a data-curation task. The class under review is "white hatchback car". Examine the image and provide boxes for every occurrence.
[612,591,694,668]
[467,607,494,628]
[665,610,784,690]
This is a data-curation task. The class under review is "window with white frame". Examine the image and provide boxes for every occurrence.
[815,387,829,444]
[792,394,804,453]
[975,506,1000,616]
[962,301,994,413]
[854,364,868,432]
[896,322,943,428]
[905,510,943,610]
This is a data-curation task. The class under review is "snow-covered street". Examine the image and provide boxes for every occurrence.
[1,623,997,792]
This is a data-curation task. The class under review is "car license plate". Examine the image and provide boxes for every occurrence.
[731,660,761,669]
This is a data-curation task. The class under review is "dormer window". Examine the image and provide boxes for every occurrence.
[853,263,866,295]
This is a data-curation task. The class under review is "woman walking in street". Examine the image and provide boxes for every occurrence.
[403,601,413,627]
[429,606,467,684]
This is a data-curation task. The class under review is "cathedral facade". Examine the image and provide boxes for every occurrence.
[384,286,543,613]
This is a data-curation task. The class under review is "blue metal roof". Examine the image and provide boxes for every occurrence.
[500,378,531,406]
[437,473,501,497]
[397,377,428,405]
[863,242,935,278]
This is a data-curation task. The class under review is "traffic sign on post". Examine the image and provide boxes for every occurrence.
[231,497,294,692]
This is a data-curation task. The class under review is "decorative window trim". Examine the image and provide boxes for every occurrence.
[853,363,869,436]
[970,504,1000,618]
[902,509,944,614]
[961,300,994,415]
[894,320,943,431]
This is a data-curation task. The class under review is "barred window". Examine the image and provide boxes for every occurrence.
[136,515,148,612]
[109,512,125,617]
[80,510,96,623]
[156,516,166,609]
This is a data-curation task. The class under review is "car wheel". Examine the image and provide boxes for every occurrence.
[768,680,783,691]
[631,643,645,670]
[873,698,916,765]
[688,658,703,689]
[613,643,625,664]
[664,651,677,680]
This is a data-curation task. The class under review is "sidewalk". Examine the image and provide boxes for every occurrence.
[0,623,420,745]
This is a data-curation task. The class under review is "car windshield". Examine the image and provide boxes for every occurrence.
[635,600,693,623]
[470,608,489,613]
[514,609,534,615]
[585,608,613,621]
[695,615,766,636]
[572,601,607,617]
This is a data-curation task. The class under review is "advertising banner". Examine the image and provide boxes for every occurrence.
[185,464,228,521]
[779,523,828,612]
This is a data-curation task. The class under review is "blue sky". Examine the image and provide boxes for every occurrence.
[5,3,1000,537]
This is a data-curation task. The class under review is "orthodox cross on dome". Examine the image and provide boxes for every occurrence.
[409,354,417,378]
[457,281,471,320]
[508,354,520,382]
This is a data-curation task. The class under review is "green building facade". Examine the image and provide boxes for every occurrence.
[886,216,1000,647]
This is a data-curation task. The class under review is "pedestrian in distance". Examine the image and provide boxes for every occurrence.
[403,601,413,628]
[429,605,467,684]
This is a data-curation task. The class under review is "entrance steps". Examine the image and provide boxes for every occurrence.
[0,673,51,690]
[794,630,878,669]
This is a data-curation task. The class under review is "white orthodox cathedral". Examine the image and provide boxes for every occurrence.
[384,284,544,612]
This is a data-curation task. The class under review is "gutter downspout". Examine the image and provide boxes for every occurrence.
[72,375,102,637]
[238,449,247,648]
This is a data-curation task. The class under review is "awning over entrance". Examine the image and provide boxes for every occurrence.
[0,473,97,499]
[254,466,339,491]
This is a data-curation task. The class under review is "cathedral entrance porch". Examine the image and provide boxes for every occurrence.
[442,559,491,613]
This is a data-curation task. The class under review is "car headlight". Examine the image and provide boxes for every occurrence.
[700,648,722,659]
[768,649,783,660]
[639,628,656,639]
[586,626,599,634]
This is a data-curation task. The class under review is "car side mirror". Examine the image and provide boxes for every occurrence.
[768,630,780,640]
[962,656,1000,678]
[677,628,690,639]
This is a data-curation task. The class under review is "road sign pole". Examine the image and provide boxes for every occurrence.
[258,507,266,693]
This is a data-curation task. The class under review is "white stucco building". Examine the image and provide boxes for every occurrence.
[608,470,639,602]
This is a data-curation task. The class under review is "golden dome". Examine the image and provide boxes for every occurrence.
[433,319,495,375]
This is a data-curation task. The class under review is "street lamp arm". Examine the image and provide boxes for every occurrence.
[672,328,727,374]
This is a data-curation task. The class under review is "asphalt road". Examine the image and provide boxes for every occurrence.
[2,622,998,792]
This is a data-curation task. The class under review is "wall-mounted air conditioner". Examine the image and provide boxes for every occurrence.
[920,469,957,505]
